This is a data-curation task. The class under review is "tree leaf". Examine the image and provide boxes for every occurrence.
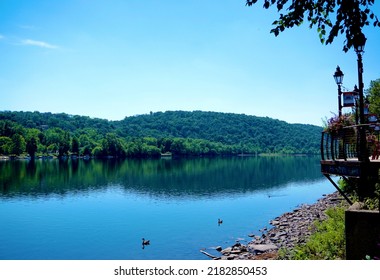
[246,0,380,51]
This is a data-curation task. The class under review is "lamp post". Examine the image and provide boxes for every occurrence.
[333,66,344,117]
[354,33,369,202]
[353,85,359,125]
[354,33,368,162]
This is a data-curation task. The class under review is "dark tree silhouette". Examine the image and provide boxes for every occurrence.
[26,137,38,158]
[246,0,379,52]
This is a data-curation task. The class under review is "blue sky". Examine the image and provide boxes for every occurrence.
[1,0,379,126]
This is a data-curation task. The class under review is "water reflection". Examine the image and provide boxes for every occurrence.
[0,156,330,260]
[0,156,322,199]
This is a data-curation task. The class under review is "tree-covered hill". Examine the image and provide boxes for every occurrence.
[0,110,322,157]
[119,111,321,154]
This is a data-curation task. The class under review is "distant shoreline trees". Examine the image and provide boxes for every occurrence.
[0,110,321,158]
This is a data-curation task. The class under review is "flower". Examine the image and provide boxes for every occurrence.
[324,113,355,133]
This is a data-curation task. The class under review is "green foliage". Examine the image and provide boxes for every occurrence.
[91,146,103,157]
[246,0,379,52]
[26,137,38,158]
[119,111,322,154]
[57,131,71,157]
[71,136,79,155]
[101,133,126,158]
[338,178,379,210]
[0,110,322,158]
[0,136,12,154]
[283,206,346,260]
[367,79,380,116]
[10,133,26,155]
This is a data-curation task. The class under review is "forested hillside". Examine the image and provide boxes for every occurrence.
[0,110,322,158]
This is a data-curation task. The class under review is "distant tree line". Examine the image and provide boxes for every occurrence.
[0,110,322,158]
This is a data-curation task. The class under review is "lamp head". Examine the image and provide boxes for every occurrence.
[354,33,366,54]
[333,66,344,85]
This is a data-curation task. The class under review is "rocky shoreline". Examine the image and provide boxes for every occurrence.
[202,192,349,260]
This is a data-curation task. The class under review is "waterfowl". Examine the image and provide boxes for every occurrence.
[218,218,223,225]
[142,238,150,246]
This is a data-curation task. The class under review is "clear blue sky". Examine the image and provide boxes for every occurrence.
[1,0,379,126]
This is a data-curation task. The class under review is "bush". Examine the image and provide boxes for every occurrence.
[339,178,380,210]
[285,206,346,260]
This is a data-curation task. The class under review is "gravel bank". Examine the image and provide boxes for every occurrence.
[203,192,349,260]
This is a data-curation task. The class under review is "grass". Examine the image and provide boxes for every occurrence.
[277,179,379,260]
[279,206,346,260]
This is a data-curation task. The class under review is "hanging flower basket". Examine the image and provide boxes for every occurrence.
[324,113,355,134]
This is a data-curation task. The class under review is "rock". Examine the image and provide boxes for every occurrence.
[249,244,278,253]
[231,250,242,254]
[276,231,287,237]
[211,191,349,260]
[221,247,232,255]
[200,250,218,259]
[349,202,365,211]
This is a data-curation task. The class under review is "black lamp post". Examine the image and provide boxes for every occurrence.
[354,33,368,162]
[333,66,344,117]
[353,85,359,125]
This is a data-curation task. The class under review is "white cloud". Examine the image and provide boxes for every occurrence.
[21,39,58,49]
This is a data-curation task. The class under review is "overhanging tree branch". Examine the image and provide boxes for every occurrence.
[246,0,380,52]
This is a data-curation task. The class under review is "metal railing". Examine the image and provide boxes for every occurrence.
[321,124,380,161]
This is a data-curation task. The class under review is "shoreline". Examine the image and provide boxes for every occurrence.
[202,192,349,260]
[0,153,320,161]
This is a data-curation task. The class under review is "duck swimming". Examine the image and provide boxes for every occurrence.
[142,238,150,246]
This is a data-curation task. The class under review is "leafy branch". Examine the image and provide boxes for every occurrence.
[246,0,380,52]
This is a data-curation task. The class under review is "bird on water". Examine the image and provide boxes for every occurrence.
[142,238,150,246]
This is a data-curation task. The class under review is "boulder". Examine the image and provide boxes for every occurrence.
[248,244,278,253]
[221,247,232,255]
[349,202,365,211]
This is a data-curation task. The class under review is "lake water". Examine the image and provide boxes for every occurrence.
[0,156,334,260]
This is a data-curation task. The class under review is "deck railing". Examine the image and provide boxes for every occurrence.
[321,124,380,161]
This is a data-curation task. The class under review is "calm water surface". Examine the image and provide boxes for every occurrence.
[0,156,333,260]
